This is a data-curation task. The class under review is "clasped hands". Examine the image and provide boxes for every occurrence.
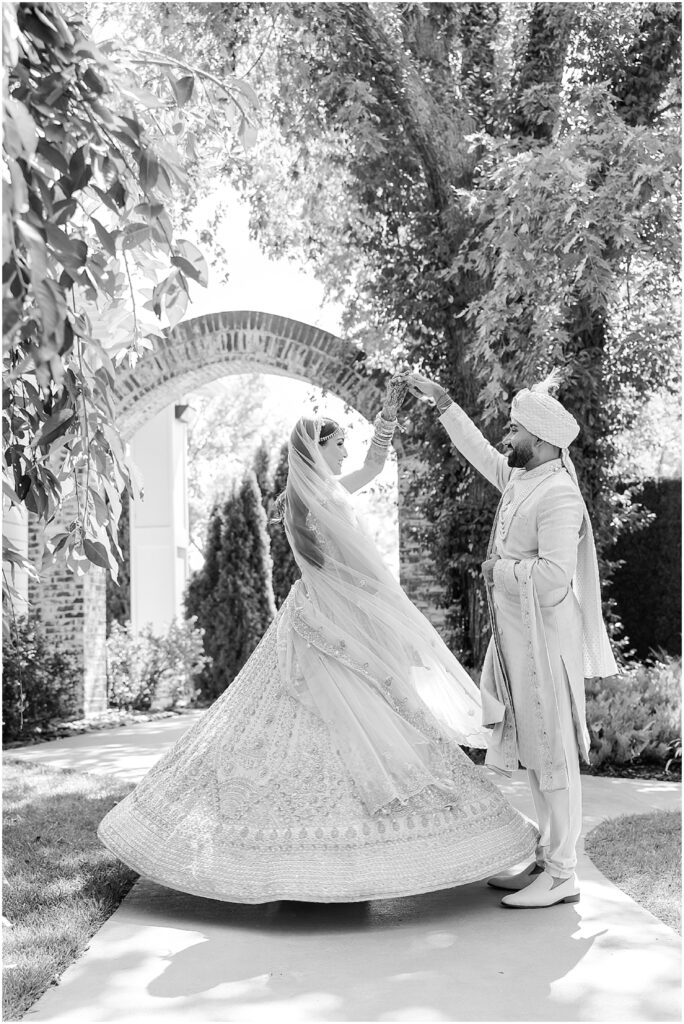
[383,370,447,419]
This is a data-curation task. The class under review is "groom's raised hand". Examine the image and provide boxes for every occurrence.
[406,373,446,403]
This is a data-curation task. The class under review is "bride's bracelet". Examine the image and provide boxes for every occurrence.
[365,412,397,465]
[435,388,453,413]
[370,412,397,447]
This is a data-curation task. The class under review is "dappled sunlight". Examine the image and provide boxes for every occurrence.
[29,876,598,1021]
[7,713,205,783]
[11,726,681,1021]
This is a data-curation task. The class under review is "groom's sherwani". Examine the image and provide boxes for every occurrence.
[439,401,590,877]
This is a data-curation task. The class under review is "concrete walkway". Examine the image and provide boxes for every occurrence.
[8,714,681,1023]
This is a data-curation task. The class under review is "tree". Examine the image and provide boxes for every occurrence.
[227,1,682,660]
[2,1,258,607]
[264,442,300,607]
[86,2,680,662]
[185,472,275,700]
[252,438,272,511]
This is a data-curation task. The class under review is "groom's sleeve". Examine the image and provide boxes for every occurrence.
[439,403,511,493]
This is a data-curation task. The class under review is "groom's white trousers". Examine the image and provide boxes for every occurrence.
[527,668,582,880]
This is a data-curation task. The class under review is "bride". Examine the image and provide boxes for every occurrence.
[98,379,537,902]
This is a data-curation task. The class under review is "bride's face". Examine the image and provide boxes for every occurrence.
[320,435,348,475]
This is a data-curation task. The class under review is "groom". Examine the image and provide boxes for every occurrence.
[405,370,618,908]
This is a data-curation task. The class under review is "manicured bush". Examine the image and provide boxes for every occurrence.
[586,655,681,768]
[2,619,81,743]
[608,479,681,659]
[185,471,276,700]
[106,617,209,711]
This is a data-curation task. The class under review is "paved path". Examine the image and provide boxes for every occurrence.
[8,715,681,1023]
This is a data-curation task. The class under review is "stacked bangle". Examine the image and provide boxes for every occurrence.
[370,413,397,450]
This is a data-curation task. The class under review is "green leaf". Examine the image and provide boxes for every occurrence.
[174,239,209,287]
[3,480,22,505]
[53,198,78,225]
[91,216,117,256]
[45,223,87,267]
[140,151,160,191]
[133,201,164,220]
[16,474,31,501]
[88,486,109,526]
[122,222,152,250]
[91,184,122,214]
[33,278,64,338]
[82,66,105,96]
[31,409,74,448]
[36,138,70,175]
[24,478,48,517]
[231,79,259,112]
[4,97,39,158]
[238,117,258,152]
[19,9,58,48]
[170,75,194,107]
[163,283,189,328]
[50,533,70,555]
[83,538,111,570]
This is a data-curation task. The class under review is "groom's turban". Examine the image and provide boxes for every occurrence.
[511,370,580,449]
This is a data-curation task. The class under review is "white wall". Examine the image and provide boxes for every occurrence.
[129,404,189,634]
[3,503,29,618]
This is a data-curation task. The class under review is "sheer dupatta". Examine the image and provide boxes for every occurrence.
[277,418,489,815]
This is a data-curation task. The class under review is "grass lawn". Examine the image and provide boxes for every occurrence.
[585,810,682,933]
[2,758,137,1022]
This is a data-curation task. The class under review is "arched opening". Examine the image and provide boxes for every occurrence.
[124,371,400,636]
[29,311,446,714]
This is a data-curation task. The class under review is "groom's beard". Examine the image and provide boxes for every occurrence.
[506,442,534,468]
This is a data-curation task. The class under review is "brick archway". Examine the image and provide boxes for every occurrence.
[112,310,387,441]
[31,311,445,714]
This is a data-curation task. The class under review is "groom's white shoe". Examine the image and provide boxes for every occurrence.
[500,871,580,908]
[487,862,544,892]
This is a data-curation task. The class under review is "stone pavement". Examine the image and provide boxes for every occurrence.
[8,714,682,1023]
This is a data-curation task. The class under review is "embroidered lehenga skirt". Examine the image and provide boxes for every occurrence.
[99,602,538,903]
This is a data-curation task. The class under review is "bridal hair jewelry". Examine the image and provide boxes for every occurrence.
[320,424,345,444]
[317,419,345,444]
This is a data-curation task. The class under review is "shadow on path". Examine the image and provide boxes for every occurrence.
[134,881,597,1021]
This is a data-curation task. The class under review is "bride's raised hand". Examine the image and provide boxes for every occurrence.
[381,374,409,420]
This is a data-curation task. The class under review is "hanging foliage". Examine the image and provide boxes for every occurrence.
[2,1,259,606]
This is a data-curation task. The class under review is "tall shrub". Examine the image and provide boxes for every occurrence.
[266,442,300,607]
[252,439,272,508]
[186,473,275,700]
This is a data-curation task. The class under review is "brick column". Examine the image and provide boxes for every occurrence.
[27,515,107,717]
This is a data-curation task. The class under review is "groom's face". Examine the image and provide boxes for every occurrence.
[502,419,537,468]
